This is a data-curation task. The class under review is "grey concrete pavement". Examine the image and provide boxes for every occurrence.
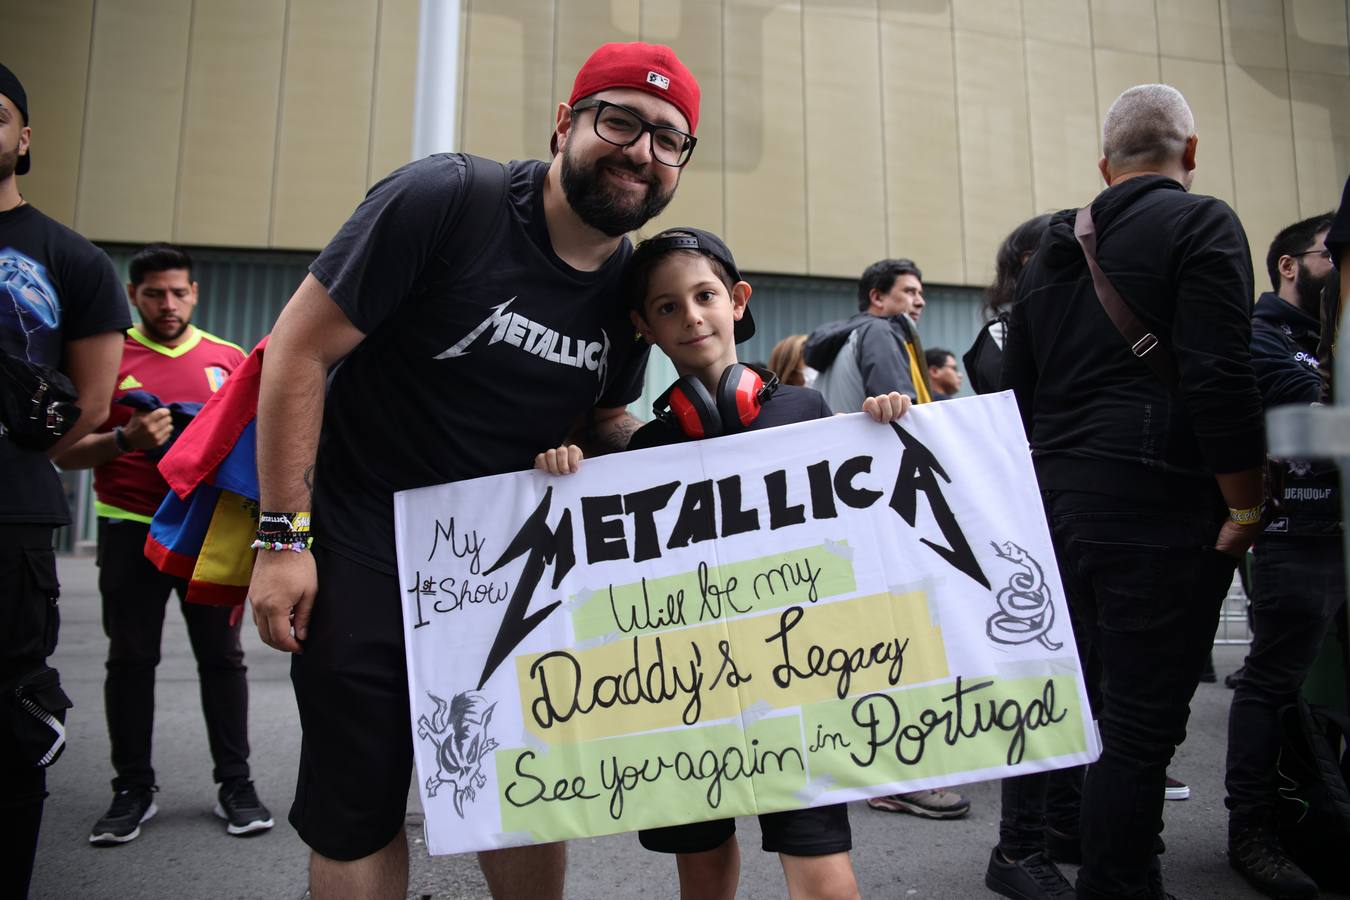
[27,553,1317,899]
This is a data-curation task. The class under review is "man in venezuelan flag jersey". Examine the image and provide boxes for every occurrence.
[54,243,273,844]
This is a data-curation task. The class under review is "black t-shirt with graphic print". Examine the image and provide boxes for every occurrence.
[311,154,648,573]
[0,203,131,524]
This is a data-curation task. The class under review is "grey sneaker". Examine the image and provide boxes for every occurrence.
[214,778,274,836]
[89,787,157,845]
[867,787,971,819]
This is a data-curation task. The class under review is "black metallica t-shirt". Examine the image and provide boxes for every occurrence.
[0,203,130,524]
[627,384,833,451]
[311,155,648,573]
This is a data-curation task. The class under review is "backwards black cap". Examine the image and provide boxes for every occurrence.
[0,64,30,176]
[627,226,755,343]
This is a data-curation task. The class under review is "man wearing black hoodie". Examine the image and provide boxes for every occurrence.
[1003,84,1266,900]
[1223,213,1338,900]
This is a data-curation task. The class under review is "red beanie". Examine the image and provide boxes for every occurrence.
[563,42,700,139]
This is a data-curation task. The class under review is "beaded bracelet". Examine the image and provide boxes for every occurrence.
[250,534,314,552]
[253,510,314,552]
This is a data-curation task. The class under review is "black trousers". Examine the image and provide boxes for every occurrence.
[97,517,250,790]
[1226,537,1347,823]
[0,523,61,900]
[1046,490,1234,900]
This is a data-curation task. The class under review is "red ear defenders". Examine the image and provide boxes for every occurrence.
[653,363,779,439]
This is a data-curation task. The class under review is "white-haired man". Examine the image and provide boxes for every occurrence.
[1000,84,1266,900]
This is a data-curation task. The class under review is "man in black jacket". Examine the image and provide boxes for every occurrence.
[1003,83,1266,900]
[1223,213,1338,900]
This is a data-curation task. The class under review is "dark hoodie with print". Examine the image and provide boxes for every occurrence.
[1251,292,1340,537]
[1002,175,1264,506]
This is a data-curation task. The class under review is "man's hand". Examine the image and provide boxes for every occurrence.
[535,444,583,475]
[249,551,317,653]
[1214,519,1262,560]
[862,392,911,422]
[123,407,173,449]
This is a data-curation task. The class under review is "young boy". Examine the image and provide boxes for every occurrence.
[536,227,909,900]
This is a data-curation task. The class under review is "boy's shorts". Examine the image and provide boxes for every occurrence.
[290,546,413,861]
[638,803,851,857]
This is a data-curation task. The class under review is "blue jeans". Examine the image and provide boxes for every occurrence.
[1045,490,1235,900]
[1225,537,1347,823]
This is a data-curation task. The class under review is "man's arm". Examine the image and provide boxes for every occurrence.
[250,274,365,653]
[44,331,124,459]
[578,406,643,456]
[54,407,173,470]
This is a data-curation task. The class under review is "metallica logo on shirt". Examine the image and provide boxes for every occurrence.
[434,297,611,391]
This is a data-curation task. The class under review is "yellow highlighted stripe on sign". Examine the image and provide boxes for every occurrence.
[515,588,948,744]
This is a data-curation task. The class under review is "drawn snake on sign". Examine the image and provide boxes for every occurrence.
[987,541,1062,651]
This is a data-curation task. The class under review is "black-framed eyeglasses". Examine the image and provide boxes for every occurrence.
[570,99,697,168]
[1293,248,1332,261]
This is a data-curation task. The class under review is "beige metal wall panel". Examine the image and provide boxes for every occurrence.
[881,17,964,284]
[952,0,1023,38]
[1289,71,1350,217]
[955,31,1034,285]
[174,0,285,247]
[270,0,379,249]
[1226,64,1300,277]
[883,0,953,29]
[1026,40,1101,214]
[1284,0,1350,74]
[76,0,191,243]
[1156,0,1224,61]
[802,0,886,278]
[555,0,638,107]
[723,0,808,275]
[640,1,725,239]
[1160,56,1237,207]
[368,0,420,182]
[3,0,93,225]
[1022,0,1091,46]
[1093,48,1161,123]
[1090,0,1158,54]
[459,2,554,162]
[1222,0,1288,68]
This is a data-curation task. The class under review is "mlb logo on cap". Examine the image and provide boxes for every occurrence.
[646,71,670,90]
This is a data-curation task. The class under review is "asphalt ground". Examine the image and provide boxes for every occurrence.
[27,553,1339,900]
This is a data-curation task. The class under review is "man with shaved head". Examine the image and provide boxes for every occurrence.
[1000,85,1266,900]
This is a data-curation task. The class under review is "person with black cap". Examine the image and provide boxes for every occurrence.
[536,226,910,900]
[0,62,132,899]
[246,42,698,900]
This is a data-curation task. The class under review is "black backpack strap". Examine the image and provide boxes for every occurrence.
[441,153,509,279]
[1074,205,1180,390]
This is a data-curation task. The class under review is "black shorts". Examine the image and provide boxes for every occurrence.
[290,546,413,861]
[638,803,851,857]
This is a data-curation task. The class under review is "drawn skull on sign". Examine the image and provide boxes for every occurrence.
[417,691,499,817]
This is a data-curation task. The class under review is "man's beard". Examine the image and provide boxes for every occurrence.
[1294,261,1330,313]
[141,315,190,344]
[560,145,675,237]
[0,139,18,182]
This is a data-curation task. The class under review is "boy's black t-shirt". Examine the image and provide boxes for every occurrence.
[311,154,648,573]
[627,384,833,451]
[0,204,131,524]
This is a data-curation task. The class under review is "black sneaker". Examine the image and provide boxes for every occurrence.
[985,848,1075,900]
[89,787,157,845]
[1164,775,1190,801]
[1228,824,1318,899]
[214,779,274,836]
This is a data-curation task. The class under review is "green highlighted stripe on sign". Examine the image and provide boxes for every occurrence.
[803,674,1087,789]
[570,542,858,642]
[495,714,808,843]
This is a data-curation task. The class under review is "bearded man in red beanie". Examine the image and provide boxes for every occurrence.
[247,43,700,900]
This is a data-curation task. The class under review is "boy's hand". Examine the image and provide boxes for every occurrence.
[862,392,911,422]
[535,444,584,475]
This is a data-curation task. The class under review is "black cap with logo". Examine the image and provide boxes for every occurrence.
[0,64,30,175]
